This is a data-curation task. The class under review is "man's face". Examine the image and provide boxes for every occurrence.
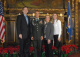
[46,16,50,22]
[53,14,58,20]
[22,7,28,14]
[35,11,40,18]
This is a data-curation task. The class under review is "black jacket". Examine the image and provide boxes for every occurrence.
[16,14,31,39]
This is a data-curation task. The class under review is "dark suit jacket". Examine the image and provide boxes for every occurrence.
[44,22,53,40]
[16,14,31,39]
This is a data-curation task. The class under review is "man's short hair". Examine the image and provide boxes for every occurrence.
[22,6,28,10]
[35,10,40,13]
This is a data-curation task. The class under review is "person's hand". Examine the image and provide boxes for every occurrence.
[19,34,22,39]
[58,38,61,42]
[48,39,51,44]
[41,36,44,40]
[31,37,34,40]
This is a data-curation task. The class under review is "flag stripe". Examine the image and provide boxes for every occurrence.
[1,28,5,39]
[0,24,5,37]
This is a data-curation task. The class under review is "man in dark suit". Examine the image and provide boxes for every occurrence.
[16,7,31,57]
[44,15,53,57]
[31,11,44,57]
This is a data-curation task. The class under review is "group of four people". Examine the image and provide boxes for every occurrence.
[16,7,62,57]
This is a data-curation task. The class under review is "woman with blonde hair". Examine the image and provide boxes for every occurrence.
[44,15,54,57]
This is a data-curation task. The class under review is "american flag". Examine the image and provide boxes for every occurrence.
[0,1,5,43]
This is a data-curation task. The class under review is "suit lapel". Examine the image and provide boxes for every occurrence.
[27,16,30,24]
[22,14,29,25]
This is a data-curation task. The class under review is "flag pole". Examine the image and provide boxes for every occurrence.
[1,38,5,47]
[1,39,4,47]
[2,43,4,47]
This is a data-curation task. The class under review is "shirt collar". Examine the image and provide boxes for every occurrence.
[24,14,28,17]
[54,19,57,22]
[36,18,39,19]
[35,18,39,21]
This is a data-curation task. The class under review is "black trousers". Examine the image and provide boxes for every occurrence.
[33,40,42,57]
[19,38,31,57]
[53,35,62,57]
[44,39,53,57]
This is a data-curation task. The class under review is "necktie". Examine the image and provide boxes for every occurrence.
[26,16,28,24]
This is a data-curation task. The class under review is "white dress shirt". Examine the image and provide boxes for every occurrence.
[53,19,62,38]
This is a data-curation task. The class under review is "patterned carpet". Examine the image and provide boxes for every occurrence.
[69,53,80,57]
[53,52,80,57]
